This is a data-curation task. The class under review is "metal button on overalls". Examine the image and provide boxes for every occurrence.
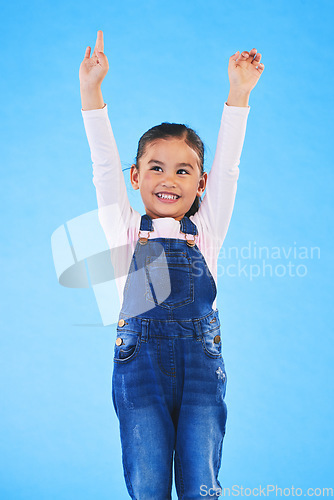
[112,213,227,500]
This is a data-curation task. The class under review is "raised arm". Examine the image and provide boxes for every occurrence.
[79,31,132,226]
[79,30,108,111]
[197,48,264,247]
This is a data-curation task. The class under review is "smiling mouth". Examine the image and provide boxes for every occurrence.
[155,192,180,202]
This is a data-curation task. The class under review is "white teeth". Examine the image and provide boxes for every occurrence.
[157,193,178,200]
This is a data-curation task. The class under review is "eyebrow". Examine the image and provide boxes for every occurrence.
[148,159,194,170]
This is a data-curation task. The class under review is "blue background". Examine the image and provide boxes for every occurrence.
[1,0,333,498]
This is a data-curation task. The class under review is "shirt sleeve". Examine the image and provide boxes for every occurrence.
[81,104,131,210]
[81,104,135,245]
[197,102,250,248]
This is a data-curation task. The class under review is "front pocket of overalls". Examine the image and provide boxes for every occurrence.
[201,326,222,358]
[113,331,141,363]
[145,253,194,308]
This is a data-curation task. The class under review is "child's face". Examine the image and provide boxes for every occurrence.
[130,138,207,221]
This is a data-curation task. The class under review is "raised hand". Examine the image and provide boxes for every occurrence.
[228,48,264,95]
[79,30,109,88]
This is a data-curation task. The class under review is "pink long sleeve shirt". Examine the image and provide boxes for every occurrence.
[82,103,250,311]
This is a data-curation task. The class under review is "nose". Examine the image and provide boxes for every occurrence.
[161,171,176,188]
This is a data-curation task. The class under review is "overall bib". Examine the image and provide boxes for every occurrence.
[112,214,228,500]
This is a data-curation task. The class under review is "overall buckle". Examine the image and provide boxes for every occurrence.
[185,234,196,247]
[138,230,150,245]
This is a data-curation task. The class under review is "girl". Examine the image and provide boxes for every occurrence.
[79,31,264,500]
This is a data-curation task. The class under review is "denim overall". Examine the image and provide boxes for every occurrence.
[112,214,227,500]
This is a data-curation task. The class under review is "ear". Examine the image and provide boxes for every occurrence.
[130,164,140,190]
[196,172,208,197]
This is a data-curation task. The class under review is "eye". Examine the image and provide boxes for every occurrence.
[150,166,189,175]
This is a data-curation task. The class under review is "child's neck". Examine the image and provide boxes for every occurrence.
[147,215,183,222]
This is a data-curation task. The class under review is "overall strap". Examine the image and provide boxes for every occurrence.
[179,216,198,247]
[180,216,198,236]
[140,214,154,232]
[138,214,154,245]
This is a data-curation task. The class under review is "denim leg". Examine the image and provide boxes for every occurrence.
[112,340,176,499]
[173,339,228,499]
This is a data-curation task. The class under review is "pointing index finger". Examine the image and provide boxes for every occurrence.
[94,30,104,53]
